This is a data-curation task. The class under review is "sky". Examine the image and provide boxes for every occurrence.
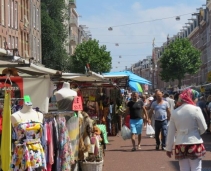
[77,0,206,72]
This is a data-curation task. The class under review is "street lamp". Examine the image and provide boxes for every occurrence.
[175,16,180,21]
[108,27,113,31]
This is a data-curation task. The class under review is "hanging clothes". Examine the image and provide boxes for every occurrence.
[11,113,46,171]
[1,91,11,171]
[57,116,74,171]
[66,115,79,161]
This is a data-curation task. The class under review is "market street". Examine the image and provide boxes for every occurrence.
[103,129,211,171]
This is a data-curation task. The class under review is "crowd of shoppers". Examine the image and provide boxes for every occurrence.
[123,88,209,171]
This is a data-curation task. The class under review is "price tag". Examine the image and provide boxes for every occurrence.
[72,96,83,111]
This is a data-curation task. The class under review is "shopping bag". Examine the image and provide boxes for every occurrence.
[121,125,131,140]
[146,124,155,135]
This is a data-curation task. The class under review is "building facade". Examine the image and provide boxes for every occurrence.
[0,0,41,61]
[129,1,211,92]
[69,0,78,55]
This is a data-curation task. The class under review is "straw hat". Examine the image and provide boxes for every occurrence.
[2,68,19,76]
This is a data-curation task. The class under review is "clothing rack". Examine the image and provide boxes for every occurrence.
[0,98,24,101]
[43,111,76,117]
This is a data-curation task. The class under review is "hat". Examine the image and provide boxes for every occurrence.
[2,68,19,76]
[148,96,154,101]
[93,126,101,135]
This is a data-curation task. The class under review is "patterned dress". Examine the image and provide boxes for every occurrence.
[11,121,46,171]
[57,116,74,171]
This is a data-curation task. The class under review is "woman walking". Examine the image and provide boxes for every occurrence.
[166,89,207,171]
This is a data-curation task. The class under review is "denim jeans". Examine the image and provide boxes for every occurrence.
[154,120,168,147]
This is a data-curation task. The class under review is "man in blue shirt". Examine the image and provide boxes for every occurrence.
[149,89,171,150]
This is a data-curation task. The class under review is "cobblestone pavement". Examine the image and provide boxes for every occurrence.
[103,129,211,171]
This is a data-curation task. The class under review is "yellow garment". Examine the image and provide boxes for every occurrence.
[1,91,11,171]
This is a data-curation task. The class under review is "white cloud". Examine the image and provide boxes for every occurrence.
[79,2,202,71]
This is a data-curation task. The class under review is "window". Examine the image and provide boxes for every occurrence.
[8,0,11,27]
[33,5,36,28]
[36,8,39,30]
[14,2,17,29]
[33,36,36,57]
[11,36,14,48]
[11,0,14,28]
[1,0,5,25]
[15,37,18,48]
[3,37,6,48]
[37,39,40,59]
[8,35,11,49]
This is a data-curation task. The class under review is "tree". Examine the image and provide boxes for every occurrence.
[159,38,201,88]
[70,39,112,73]
[41,0,69,71]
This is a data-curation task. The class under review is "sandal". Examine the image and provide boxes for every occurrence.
[131,148,136,151]
[137,145,141,149]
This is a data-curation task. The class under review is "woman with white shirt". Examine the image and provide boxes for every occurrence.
[166,88,207,171]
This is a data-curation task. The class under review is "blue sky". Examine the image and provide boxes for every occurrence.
[77,0,205,72]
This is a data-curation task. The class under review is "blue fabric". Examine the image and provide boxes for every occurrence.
[130,119,143,134]
[155,120,168,147]
[103,71,151,85]
[151,101,169,121]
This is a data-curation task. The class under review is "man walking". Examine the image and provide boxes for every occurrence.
[124,92,148,151]
[149,90,171,150]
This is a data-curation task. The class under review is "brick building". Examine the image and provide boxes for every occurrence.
[0,0,41,62]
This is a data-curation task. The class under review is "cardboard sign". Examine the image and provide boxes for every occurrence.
[72,96,83,111]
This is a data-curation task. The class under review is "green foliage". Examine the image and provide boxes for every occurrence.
[71,39,112,73]
[41,0,69,71]
[160,38,201,88]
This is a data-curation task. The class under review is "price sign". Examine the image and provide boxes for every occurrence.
[72,96,83,111]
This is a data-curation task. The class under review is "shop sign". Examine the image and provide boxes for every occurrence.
[207,71,211,83]
[0,77,23,99]
[72,96,83,111]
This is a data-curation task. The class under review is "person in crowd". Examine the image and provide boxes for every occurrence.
[163,93,175,114]
[174,92,181,109]
[169,94,174,100]
[166,88,207,171]
[149,89,171,150]
[206,95,211,132]
[123,91,148,151]
[146,96,155,137]
[198,96,209,133]
[141,95,149,128]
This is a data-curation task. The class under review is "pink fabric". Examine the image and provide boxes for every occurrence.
[49,122,54,165]
[47,122,54,171]
[179,89,195,105]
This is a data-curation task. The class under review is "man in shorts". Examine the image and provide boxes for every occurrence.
[124,92,148,151]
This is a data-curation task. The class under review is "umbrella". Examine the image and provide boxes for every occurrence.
[129,81,143,93]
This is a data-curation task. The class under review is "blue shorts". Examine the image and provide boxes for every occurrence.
[130,119,143,135]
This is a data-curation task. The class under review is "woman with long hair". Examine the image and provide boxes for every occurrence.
[166,88,207,171]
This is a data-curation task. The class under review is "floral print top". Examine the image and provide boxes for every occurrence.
[11,121,46,171]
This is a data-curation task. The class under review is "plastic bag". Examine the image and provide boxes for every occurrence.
[146,124,155,135]
[121,125,131,140]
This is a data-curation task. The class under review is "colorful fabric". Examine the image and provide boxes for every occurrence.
[11,121,46,171]
[57,116,74,171]
[67,115,79,161]
[179,88,199,105]
[1,91,11,171]
[175,144,206,160]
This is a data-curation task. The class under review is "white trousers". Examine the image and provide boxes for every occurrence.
[179,158,202,171]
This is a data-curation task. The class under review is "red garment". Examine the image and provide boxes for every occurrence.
[125,115,130,128]
[47,122,54,171]
[175,144,206,160]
